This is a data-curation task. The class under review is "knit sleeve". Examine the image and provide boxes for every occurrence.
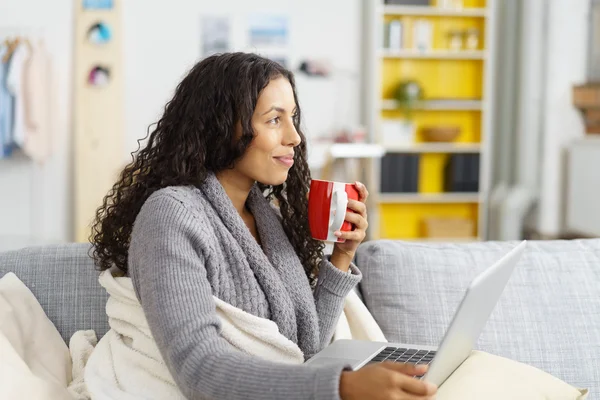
[313,257,362,349]
[128,193,347,400]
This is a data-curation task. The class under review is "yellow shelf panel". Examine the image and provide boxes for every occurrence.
[450,0,487,7]
[379,203,479,239]
[419,153,449,193]
[382,109,482,143]
[382,59,483,99]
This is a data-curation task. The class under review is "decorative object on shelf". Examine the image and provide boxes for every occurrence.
[583,110,600,134]
[447,30,463,50]
[381,119,415,146]
[423,216,474,238]
[332,126,368,143]
[380,154,420,193]
[87,66,110,87]
[573,84,600,134]
[444,154,480,192]
[384,20,404,50]
[86,22,112,45]
[394,80,424,121]
[413,19,432,52]
[298,59,331,77]
[573,84,600,108]
[422,125,460,142]
[436,0,463,9]
[465,28,480,50]
[386,80,424,147]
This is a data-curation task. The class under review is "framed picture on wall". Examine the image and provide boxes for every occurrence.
[248,14,288,47]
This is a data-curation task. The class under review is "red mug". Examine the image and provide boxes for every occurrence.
[308,179,359,243]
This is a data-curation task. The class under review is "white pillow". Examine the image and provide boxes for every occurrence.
[0,272,73,399]
[438,351,589,400]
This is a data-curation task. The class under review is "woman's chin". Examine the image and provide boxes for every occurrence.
[259,171,289,187]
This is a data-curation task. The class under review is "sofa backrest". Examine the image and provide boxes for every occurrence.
[355,239,600,395]
[0,243,110,344]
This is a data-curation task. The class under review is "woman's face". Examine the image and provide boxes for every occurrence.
[233,77,302,187]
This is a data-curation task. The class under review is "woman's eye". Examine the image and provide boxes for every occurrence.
[268,117,280,125]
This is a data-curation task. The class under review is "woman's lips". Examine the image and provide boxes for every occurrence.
[274,155,294,167]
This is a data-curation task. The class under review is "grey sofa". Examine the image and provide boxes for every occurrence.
[1,240,599,395]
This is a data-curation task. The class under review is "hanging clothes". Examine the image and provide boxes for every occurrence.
[22,40,52,163]
[0,37,53,162]
[0,44,15,158]
[6,41,31,151]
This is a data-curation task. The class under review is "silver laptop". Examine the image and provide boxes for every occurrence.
[305,240,527,387]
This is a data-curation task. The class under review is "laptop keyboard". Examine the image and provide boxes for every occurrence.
[367,346,436,372]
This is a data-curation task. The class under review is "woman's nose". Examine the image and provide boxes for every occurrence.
[285,123,301,147]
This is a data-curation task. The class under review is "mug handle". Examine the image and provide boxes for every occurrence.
[329,190,349,233]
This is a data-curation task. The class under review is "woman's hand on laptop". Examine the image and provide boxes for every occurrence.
[339,362,438,400]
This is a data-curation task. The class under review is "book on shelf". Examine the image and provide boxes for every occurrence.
[381,154,420,193]
[444,154,480,193]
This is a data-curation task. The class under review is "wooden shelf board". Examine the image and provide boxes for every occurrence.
[381,99,483,111]
[378,192,481,203]
[381,5,488,17]
[381,49,486,60]
[383,143,481,153]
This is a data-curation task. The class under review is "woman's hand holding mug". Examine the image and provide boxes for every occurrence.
[308,179,369,270]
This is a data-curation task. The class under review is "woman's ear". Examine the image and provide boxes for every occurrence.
[234,121,243,140]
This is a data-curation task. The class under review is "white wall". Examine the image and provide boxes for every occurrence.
[0,0,74,246]
[123,0,363,156]
[538,0,590,236]
[0,0,362,246]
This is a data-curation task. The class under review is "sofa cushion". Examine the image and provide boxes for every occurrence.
[355,239,600,395]
[0,243,109,344]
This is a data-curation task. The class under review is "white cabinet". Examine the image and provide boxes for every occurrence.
[566,138,600,236]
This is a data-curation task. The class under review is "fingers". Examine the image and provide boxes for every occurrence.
[379,362,428,376]
[400,377,438,397]
[334,229,366,242]
[346,199,367,217]
[354,181,369,202]
[379,363,438,397]
[343,210,368,230]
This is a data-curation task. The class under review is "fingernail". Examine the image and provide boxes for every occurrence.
[334,231,342,237]
[355,181,363,188]
[426,382,438,392]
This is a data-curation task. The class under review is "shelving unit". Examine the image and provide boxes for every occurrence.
[364,0,496,242]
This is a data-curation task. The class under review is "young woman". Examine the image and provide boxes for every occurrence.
[90,52,437,400]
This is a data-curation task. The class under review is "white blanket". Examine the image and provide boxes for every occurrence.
[0,272,93,400]
[83,270,386,399]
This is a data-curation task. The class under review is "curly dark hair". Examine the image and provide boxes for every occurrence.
[90,52,325,283]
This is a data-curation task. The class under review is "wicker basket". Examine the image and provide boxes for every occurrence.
[423,217,474,238]
[422,126,460,142]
